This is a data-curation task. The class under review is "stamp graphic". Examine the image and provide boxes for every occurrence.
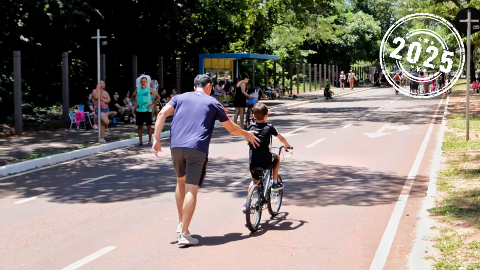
[380,13,465,98]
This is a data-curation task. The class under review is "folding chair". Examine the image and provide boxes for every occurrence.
[77,105,93,128]
[69,113,86,130]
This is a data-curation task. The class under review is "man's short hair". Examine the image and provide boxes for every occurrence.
[253,103,268,120]
[140,77,148,82]
[243,74,249,80]
[194,74,213,88]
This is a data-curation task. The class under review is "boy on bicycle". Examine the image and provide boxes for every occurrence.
[242,102,291,213]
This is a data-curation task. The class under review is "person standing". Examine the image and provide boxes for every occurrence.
[348,70,357,90]
[339,71,346,90]
[152,74,259,246]
[132,76,160,146]
[234,75,252,129]
[92,80,111,143]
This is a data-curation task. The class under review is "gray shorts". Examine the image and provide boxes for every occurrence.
[171,148,208,186]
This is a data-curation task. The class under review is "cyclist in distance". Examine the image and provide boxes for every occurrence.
[242,102,291,213]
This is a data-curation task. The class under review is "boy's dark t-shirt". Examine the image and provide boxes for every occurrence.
[248,122,278,168]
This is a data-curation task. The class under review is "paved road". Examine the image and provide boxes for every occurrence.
[0,87,444,270]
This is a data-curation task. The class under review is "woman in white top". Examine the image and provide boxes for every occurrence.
[339,71,346,90]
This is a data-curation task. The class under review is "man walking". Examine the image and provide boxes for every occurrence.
[133,76,160,146]
[152,74,259,246]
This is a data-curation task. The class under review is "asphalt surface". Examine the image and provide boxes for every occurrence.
[0,87,445,270]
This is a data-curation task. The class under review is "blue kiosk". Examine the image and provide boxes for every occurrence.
[198,53,280,87]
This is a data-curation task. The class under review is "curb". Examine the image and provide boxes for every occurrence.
[1,87,377,178]
[407,96,449,269]
[0,131,170,177]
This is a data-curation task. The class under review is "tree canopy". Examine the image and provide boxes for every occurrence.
[1,0,478,125]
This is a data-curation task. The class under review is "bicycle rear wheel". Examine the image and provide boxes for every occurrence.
[246,184,262,232]
[268,175,283,216]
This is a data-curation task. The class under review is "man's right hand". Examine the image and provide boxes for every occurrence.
[152,139,161,156]
[245,131,260,148]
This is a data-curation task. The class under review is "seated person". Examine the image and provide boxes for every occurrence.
[170,88,177,100]
[324,84,334,100]
[159,88,169,106]
[110,91,129,122]
[282,85,293,97]
[242,103,291,213]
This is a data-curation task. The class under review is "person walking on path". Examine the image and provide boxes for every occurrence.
[234,75,252,129]
[151,74,259,246]
[348,70,357,90]
[339,71,346,90]
[92,80,111,144]
[132,76,160,146]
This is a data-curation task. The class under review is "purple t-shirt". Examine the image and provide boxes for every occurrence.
[169,91,230,154]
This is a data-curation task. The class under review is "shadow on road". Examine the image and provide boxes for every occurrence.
[0,148,421,208]
[184,212,306,247]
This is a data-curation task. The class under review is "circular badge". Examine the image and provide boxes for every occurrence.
[380,13,465,98]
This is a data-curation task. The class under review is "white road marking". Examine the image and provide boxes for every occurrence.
[305,138,326,148]
[285,125,310,135]
[369,98,443,270]
[165,218,170,220]
[408,96,449,270]
[14,196,38,204]
[73,175,115,187]
[343,124,352,129]
[61,246,116,270]
[390,101,394,103]
[364,124,410,138]
[228,173,252,187]
[366,114,371,117]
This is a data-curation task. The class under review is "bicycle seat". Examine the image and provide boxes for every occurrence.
[251,167,266,173]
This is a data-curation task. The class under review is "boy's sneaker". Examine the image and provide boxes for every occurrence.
[178,233,199,246]
[271,182,284,192]
[242,203,247,214]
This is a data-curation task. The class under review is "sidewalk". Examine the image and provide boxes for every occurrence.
[0,86,370,166]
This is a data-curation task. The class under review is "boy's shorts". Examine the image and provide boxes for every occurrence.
[249,153,279,180]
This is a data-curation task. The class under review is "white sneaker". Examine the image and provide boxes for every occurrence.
[178,233,199,246]
[176,223,190,235]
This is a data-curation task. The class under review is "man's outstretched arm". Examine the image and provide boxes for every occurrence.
[221,120,260,147]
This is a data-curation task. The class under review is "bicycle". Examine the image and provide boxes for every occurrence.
[245,146,293,232]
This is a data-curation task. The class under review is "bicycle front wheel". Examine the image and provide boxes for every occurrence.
[268,175,283,216]
[246,184,262,232]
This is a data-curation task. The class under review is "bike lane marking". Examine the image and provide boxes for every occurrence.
[369,97,443,270]
[60,246,116,270]
[305,138,326,148]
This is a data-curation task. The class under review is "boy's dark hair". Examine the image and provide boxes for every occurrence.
[253,103,268,120]
[140,77,148,82]
[219,80,225,86]
[194,74,213,87]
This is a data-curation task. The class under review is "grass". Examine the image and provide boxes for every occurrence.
[24,150,67,160]
[428,86,480,269]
